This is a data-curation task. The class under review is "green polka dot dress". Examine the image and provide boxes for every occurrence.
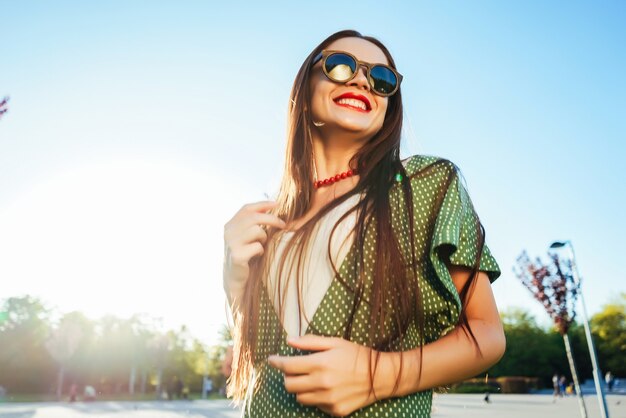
[242,154,501,417]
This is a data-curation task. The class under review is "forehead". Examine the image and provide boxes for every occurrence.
[325,37,389,65]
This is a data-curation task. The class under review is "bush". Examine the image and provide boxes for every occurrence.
[450,383,500,394]
[449,376,541,394]
[496,376,541,393]
[448,377,501,394]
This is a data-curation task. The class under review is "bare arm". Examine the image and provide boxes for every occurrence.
[378,266,506,397]
[267,264,505,416]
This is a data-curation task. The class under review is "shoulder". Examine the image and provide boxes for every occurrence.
[401,154,461,180]
[395,155,470,209]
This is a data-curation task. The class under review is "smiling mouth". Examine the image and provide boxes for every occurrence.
[333,97,371,113]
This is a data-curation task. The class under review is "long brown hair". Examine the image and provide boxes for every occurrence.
[227,29,486,404]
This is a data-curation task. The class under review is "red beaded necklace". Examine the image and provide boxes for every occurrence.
[313,169,357,188]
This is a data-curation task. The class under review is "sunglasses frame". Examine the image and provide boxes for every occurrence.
[312,49,403,97]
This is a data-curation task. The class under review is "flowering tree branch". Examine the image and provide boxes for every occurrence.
[514,250,579,335]
[0,96,8,120]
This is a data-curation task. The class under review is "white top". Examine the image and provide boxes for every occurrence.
[266,192,364,337]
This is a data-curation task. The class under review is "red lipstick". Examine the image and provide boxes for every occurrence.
[333,92,371,112]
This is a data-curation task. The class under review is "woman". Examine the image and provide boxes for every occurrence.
[223,29,505,417]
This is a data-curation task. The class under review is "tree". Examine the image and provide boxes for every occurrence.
[88,314,159,395]
[0,296,55,392]
[489,308,561,384]
[591,293,626,376]
[45,312,87,400]
[0,295,235,397]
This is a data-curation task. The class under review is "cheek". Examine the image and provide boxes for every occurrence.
[309,82,333,116]
[378,99,389,114]
[309,92,326,118]
[308,74,329,102]
[374,101,389,127]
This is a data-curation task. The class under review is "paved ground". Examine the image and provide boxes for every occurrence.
[0,400,241,418]
[432,393,625,418]
[0,394,624,417]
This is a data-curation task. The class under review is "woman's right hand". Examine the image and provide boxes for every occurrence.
[223,201,286,307]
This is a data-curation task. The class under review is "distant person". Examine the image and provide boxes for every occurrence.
[552,373,561,401]
[206,377,213,394]
[559,375,567,396]
[69,383,78,402]
[176,377,183,399]
[605,371,615,392]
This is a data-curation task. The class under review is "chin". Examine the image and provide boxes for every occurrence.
[339,119,381,134]
[328,114,374,129]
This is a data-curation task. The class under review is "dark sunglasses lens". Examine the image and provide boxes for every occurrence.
[370,66,398,95]
[324,53,356,82]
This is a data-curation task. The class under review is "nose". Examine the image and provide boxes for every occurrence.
[346,64,370,92]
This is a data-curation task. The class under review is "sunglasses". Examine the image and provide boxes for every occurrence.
[312,49,403,97]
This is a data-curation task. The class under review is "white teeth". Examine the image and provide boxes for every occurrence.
[336,98,368,110]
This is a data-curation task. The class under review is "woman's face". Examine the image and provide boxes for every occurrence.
[308,37,390,140]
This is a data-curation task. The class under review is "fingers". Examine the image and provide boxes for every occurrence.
[224,200,286,255]
[226,214,284,250]
[244,200,279,213]
[223,200,286,297]
[286,335,340,351]
[225,202,286,240]
[268,352,323,375]
[250,212,287,231]
[293,390,328,407]
[294,390,352,418]
[242,223,268,246]
[284,374,325,394]
[230,242,265,265]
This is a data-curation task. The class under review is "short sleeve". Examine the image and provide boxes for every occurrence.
[429,163,501,284]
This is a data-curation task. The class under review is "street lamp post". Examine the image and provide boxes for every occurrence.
[550,240,609,418]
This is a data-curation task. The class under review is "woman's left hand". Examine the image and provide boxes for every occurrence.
[267,334,388,417]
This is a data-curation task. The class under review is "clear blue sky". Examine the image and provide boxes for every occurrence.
[1,1,624,344]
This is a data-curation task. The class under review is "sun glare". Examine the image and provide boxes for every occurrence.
[0,157,247,345]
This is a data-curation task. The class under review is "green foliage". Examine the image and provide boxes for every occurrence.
[450,384,499,393]
[204,324,234,392]
[2,294,622,397]
[590,293,626,375]
[489,308,560,384]
[70,314,160,394]
[0,296,56,392]
[0,296,231,397]
[488,306,615,388]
